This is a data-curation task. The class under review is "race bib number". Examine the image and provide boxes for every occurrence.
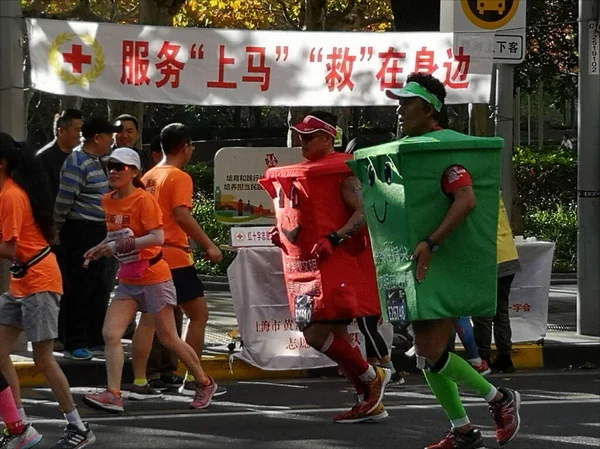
[294,294,314,331]
[386,288,408,324]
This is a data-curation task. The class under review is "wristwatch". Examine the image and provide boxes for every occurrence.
[424,237,440,253]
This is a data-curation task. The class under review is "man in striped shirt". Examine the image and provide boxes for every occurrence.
[55,116,122,361]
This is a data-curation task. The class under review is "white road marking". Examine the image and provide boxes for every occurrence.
[27,397,599,425]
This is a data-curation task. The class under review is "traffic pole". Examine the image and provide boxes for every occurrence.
[577,0,600,336]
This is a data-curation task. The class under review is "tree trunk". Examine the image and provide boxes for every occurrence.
[251,107,262,130]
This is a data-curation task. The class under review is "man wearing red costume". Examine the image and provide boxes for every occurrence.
[260,111,391,423]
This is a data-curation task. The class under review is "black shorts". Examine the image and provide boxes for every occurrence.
[171,265,205,305]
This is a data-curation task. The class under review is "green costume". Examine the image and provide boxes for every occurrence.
[347,129,503,323]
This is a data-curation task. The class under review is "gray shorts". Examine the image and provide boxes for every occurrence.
[0,292,60,343]
[113,280,177,314]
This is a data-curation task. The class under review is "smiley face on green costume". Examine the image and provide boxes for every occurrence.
[347,129,504,323]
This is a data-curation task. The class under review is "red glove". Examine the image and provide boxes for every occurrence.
[311,233,343,260]
[269,227,283,248]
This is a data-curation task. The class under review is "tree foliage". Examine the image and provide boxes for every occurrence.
[515,0,578,106]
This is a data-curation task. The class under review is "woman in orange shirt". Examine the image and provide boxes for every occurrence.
[82,148,217,413]
[0,132,95,448]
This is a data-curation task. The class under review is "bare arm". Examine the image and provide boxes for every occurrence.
[173,206,215,249]
[0,239,17,260]
[428,185,477,244]
[336,175,366,238]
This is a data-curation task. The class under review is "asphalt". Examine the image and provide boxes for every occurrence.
[20,370,600,449]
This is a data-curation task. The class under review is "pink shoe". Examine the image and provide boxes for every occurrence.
[83,388,124,413]
[190,378,218,409]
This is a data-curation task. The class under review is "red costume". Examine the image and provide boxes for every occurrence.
[259,152,381,326]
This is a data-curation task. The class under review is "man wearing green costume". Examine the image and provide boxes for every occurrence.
[349,73,521,449]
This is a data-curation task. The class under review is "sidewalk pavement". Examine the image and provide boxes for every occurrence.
[11,277,599,388]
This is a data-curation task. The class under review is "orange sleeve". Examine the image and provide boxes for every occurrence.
[0,189,25,242]
[140,193,164,231]
[169,171,193,210]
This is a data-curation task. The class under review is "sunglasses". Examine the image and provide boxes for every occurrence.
[107,161,131,172]
[299,133,318,143]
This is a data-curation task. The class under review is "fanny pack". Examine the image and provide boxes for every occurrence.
[117,251,163,279]
[10,246,52,279]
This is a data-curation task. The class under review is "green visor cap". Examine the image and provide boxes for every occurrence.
[385,81,443,112]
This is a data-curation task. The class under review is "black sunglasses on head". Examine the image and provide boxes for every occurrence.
[107,161,131,172]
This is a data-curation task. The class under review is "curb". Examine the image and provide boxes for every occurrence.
[16,341,599,388]
[14,355,307,389]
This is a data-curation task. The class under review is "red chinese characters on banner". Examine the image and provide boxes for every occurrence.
[325,47,356,92]
[376,47,407,90]
[242,46,271,92]
[285,337,311,350]
[442,47,470,89]
[121,40,150,86]
[414,46,439,74]
[512,303,532,312]
[207,45,237,89]
[155,41,186,88]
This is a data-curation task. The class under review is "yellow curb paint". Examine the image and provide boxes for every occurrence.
[454,343,543,369]
[13,362,47,388]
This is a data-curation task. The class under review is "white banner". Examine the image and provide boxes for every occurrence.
[26,18,494,106]
[228,247,393,371]
[508,240,556,343]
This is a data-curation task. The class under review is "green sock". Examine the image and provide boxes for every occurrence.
[439,352,497,402]
[423,369,469,427]
[133,378,148,387]
[185,373,195,382]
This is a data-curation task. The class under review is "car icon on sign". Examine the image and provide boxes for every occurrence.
[478,0,505,15]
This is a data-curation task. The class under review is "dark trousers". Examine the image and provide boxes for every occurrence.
[357,315,389,359]
[57,219,114,351]
[147,306,184,378]
[473,274,515,359]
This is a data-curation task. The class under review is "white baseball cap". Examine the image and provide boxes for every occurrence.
[109,147,141,170]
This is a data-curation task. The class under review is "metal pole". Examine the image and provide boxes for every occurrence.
[495,64,515,219]
[577,0,600,336]
[0,0,25,293]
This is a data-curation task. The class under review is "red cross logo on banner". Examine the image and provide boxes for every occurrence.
[62,44,92,74]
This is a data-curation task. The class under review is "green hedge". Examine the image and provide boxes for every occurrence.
[513,146,577,272]
[184,163,235,276]
[185,145,578,275]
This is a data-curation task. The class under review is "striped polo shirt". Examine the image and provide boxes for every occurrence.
[54,146,109,226]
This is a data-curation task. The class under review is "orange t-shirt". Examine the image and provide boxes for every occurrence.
[101,188,171,286]
[0,178,63,297]
[142,166,194,269]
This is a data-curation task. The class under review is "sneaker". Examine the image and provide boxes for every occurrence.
[425,428,485,449]
[148,378,169,391]
[471,359,492,376]
[129,384,163,400]
[360,366,391,415]
[491,355,515,374]
[489,387,521,445]
[365,403,389,422]
[190,378,218,409]
[160,373,185,387]
[178,381,197,397]
[86,346,104,357]
[1,424,43,449]
[83,389,124,413]
[389,371,406,385]
[63,349,93,361]
[50,423,95,449]
[333,396,371,424]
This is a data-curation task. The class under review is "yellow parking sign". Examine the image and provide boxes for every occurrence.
[461,0,520,29]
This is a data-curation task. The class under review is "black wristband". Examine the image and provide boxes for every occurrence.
[326,232,344,247]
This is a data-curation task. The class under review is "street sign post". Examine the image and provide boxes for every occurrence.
[442,0,527,64]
